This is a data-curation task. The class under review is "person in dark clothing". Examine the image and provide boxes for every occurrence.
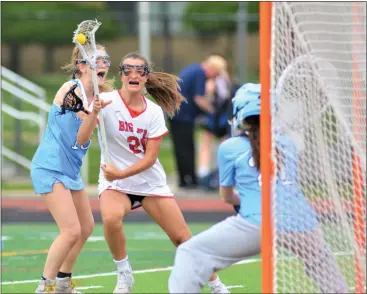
[198,59,241,190]
[169,55,227,189]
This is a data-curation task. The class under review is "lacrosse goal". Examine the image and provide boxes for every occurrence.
[260,2,366,293]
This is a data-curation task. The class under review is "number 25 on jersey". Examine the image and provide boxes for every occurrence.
[128,129,147,154]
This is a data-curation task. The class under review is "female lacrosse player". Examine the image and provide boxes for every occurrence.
[95,52,229,294]
[168,83,349,293]
[30,45,113,293]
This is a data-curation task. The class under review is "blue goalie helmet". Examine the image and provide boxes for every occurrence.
[231,83,261,133]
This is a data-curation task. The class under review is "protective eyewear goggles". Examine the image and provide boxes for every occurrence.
[119,64,150,77]
[76,55,111,68]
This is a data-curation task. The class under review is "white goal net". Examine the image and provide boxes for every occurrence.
[270,2,366,293]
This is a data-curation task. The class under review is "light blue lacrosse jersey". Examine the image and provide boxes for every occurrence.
[218,136,262,224]
[31,80,92,194]
[217,135,318,232]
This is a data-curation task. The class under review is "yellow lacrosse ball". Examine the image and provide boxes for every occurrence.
[76,33,87,45]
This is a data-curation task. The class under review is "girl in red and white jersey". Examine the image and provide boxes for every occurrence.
[97,52,229,294]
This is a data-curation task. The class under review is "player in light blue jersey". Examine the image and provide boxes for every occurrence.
[168,83,348,293]
[31,44,112,293]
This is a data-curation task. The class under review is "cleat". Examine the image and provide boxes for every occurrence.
[56,277,81,293]
[35,279,56,293]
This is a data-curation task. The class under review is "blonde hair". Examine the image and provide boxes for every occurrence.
[62,44,114,93]
[205,55,228,76]
[120,52,186,117]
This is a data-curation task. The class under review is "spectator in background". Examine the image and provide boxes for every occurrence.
[169,55,227,189]
[198,56,240,190]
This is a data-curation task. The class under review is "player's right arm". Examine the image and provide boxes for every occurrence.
[77,94,112,145]
[217,139,240,206]
[54,81,76,106]
[54,81,88,119]
[53,82,111,145]
[76,103,99,145]
[220,187,240,206]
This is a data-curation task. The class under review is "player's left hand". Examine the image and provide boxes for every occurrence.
[101,163,123,181]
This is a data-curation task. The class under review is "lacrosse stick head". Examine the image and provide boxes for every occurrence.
[60,83,88,115]
[72,19,101,70]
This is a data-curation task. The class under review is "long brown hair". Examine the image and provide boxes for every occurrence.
[241,116,260,170]
[119,52,186,117]
[62,44,114,93]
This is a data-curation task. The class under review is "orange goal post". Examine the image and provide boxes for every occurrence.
[260,2,366,293]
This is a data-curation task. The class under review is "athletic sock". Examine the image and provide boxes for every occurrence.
[57,271,72,279]
[114,255,131,272]
[198,167,210,178]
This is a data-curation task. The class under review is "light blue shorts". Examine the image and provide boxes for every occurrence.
[30,164,84,195]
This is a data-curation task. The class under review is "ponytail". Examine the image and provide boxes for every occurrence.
[145,71,186,117]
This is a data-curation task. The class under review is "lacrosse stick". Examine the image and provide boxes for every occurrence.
[72,19,110,164]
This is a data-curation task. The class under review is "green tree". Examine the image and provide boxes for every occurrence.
[182,2,259,35]
[2,2,122,73]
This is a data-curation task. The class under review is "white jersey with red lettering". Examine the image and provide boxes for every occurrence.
[97,90,173,197]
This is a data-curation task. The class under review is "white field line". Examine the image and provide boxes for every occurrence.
[75,285,104,290]
[226,285,244,289]
[1,258,259,285]
[1,251,355,286]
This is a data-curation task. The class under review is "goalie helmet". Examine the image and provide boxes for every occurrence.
[231,83,261,133]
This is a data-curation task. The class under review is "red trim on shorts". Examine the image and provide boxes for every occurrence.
[148,130,169,140]
[118,90,147,118]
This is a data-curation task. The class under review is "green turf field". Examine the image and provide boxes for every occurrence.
[1,222,262,293]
